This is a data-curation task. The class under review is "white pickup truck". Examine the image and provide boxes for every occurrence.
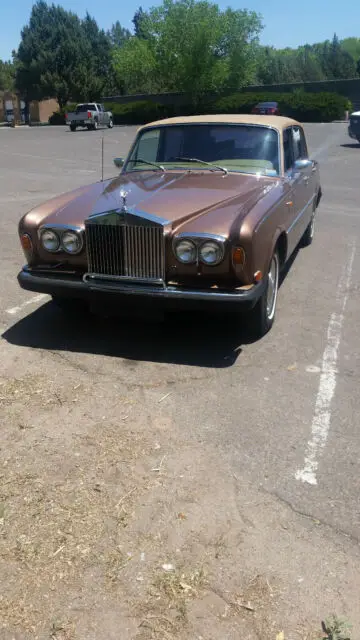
[66,103,113,131]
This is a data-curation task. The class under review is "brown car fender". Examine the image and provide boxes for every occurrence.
[257,227,288,281]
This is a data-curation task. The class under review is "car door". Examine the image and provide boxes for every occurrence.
[284,126,313,255]
[296,125,318,208]
[283,127,303,256]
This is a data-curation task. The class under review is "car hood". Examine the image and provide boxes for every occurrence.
[26,170,276,237]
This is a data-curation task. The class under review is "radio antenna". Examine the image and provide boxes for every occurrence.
[101,135,104,182]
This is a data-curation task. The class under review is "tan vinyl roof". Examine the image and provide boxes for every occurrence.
[140,114,299,131]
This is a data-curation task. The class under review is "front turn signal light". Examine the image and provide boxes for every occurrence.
[232,247,246,266]
[20,233,33,257]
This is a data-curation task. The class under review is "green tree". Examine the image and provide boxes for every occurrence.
[107,20,131,47]
[112,37,158,95]
[122,0,262,101]
[15,1,112,109]
[341,37,360,61]
[314,35,357,80]
[256,35,357,86]
[132,7,149,39]
[0,60,16,91]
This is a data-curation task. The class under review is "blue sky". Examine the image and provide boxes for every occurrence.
[1,0,359,60]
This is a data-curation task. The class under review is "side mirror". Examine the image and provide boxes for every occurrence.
[294,158,312,170]
[113,157,124,169]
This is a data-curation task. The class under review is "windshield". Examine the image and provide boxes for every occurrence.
[76,104,96,113]
[126,124,280,176]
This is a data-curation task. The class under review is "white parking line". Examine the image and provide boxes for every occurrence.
[6,294,48,316]
[295,241,356,486]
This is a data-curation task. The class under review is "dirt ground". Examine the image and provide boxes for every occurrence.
[1,319,359,640]
[1,124,360,640]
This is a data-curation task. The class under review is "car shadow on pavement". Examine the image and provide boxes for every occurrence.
[2,304,259,368]
[340,143,360,148]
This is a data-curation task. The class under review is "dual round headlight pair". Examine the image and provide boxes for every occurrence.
[41,229,82,254]
[174,238,224,266]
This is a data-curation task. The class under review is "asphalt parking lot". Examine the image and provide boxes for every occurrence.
[1,123,360,639]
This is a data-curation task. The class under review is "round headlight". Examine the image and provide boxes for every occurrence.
[62,230,82,254]
[174,239,197,264]
[199,241,223,265]
[41,229,60,252]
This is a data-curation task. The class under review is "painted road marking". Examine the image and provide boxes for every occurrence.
[6,294,48,316]
[295,241,356,486]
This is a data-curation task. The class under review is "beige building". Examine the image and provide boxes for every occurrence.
[0,91,59,124]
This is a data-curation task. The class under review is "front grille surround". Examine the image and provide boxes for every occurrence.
[85,220,165,282]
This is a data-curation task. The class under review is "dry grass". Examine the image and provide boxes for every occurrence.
[0,410,151,637]
[136,565,206,639]
[0,375,65,408]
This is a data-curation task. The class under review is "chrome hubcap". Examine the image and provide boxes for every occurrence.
[266,255,279,320]
[310,214,315,238]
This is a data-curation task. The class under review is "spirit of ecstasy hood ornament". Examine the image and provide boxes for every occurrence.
[120,190,128,212]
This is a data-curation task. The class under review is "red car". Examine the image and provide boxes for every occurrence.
[252,102,280,116]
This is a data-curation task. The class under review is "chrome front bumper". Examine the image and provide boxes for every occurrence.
[18,268,265,311]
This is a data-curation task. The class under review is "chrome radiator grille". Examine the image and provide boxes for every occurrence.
[85,222,165,281]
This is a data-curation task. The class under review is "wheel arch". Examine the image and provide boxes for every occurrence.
[275,231,288,266]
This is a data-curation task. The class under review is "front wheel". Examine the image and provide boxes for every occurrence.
[108,118,113,129]
[248,251,279,339]
[301,212,315,247]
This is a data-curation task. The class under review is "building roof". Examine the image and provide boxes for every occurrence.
[141,113,299,131]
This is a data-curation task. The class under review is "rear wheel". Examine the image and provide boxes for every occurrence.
[51,296,88,314]
[301,213,315,247]
[70,124,76,132]
[108,117,113,129]
[87,124,92,131]
[248,250,279,339]
[93,119,98,130]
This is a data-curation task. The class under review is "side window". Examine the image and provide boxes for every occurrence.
[97,104,103,112]
[133,129,161,162]
[299,128,308,158]
[283,128,293,172]
[292,126,308,161]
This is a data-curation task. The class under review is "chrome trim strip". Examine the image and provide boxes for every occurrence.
[39,223,84,233]
[83,273,165,287]
[175,232,227,243]
[87,207,171,227]
[287,194,316,235]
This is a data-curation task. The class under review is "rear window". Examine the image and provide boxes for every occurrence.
[75,104,96,113]
[257,102,278,108]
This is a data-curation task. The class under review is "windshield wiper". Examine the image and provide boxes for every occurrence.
[130,157,166,171]
[175,157,228,175]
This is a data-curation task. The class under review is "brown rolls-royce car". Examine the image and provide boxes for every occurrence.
[18,114,321,337]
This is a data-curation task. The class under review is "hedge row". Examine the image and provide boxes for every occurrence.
[208,91,351,123]
[49,91,350,126]
[105,91,350,124]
